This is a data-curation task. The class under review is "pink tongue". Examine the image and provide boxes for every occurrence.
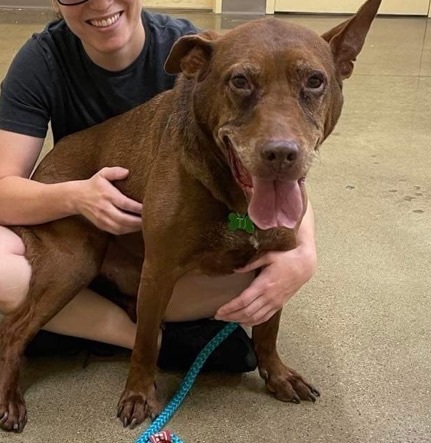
[248,177,303,230]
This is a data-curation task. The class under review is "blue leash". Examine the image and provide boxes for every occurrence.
[134,322,239,443]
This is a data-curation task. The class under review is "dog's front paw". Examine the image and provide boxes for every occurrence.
[117,384,161,429]
[0,389,27,433]
[260,365,320,404]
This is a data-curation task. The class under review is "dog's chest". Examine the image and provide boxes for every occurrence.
[197,222,296,275]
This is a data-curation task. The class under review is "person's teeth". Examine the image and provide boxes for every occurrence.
[90,13,120,28]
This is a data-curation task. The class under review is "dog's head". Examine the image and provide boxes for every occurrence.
[165,0,381,230]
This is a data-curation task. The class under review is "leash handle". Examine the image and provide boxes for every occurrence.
[134,322,239,443]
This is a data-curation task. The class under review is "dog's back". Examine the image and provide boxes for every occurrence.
[31,90,179,201]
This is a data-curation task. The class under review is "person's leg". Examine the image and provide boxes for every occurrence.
[0,227,32,313]
[161,272,257,372]
[43,288,136,349]
[0,226,136,349]
[166,271,255,322]
[0,226,256,370]
[1,225,254,328]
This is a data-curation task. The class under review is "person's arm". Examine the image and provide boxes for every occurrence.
[215,201,317,326]
[0,130,142,234]
[293,200,317,270]
[0,130,75,225]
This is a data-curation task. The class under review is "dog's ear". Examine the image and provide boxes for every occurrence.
[321,0,381,79]
[165,31,220,78]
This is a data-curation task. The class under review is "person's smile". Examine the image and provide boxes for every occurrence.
[86,11,123,30]
[53,0,146,70]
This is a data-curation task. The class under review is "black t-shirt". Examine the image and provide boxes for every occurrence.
[0,10,197,143]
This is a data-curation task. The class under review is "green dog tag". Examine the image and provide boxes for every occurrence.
[228,212,255,234]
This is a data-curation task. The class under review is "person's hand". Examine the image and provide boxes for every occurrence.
[74,167,142,235]
[215,245,317,327]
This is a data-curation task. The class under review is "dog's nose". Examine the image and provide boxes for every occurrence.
[260,140,300,166]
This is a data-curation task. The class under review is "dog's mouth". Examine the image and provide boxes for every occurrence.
[226,138,253,194]
[223,136,306,230]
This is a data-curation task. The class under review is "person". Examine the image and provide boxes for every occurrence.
[0,0,317,372]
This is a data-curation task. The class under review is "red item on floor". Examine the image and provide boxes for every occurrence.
[149,430,173,443]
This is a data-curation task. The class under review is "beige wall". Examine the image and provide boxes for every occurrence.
[0,0,50,7]
[143,0,214,9]
[269,0,431,15]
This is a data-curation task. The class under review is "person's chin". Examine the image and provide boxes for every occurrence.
[94,36,129,54]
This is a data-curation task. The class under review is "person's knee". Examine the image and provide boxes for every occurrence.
[0,226,26,255]
[0,264,30,314]
[0,261,30,314]
[0,227,29,314]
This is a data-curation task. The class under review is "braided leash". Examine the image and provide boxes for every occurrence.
[134,322,239,443]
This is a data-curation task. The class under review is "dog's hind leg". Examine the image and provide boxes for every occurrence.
[253,310,320,404]
[0,218,109,433]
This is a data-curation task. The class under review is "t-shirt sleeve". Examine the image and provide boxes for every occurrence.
[0,37,52,138]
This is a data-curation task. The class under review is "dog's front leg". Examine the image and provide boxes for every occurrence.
[117,261,177,428]
[253,310,320,403]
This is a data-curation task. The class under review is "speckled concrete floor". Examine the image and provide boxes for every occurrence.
[0,7,430,443]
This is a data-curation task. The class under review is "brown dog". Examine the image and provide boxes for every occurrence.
[0,0,381,433]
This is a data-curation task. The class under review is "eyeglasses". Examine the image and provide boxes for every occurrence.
[57,0,89,5]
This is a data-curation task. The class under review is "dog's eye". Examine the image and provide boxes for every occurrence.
[230,74,251,90]
[306,73,325,90]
